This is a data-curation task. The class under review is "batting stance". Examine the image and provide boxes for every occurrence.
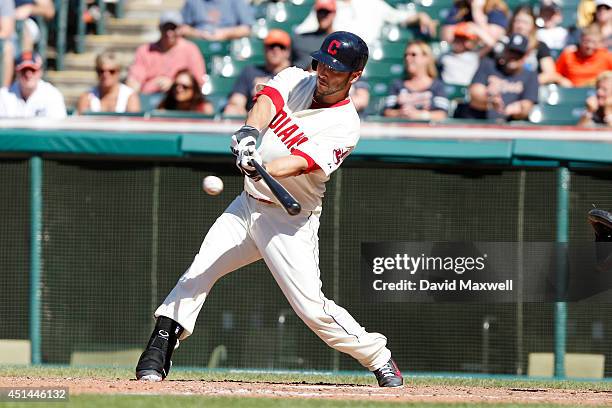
[136,31,403,387]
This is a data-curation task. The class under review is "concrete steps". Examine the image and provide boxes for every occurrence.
[61,51,135,71]
[123,0,183,19]
[45,1,184,108]
[84,33,156,53]
[106,17,159,36]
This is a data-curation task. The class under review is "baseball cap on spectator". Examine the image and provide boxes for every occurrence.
[595,0,612,8]
[315,0,337,11]
[454,22,477,40]
[15,51,42,71]
[159,10,183,27]
[505,33,529,56]
[264,29,291,48]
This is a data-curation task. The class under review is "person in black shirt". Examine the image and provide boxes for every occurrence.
[459,33,538,121]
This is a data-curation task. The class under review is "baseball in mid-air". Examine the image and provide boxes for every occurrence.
[202,175,223,195]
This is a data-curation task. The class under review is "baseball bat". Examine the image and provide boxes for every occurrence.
[250,160,301,216]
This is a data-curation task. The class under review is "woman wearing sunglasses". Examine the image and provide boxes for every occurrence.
[157,69,214,114]
[77,51,141,114]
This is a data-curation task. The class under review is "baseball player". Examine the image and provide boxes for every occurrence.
[135,31,403,388]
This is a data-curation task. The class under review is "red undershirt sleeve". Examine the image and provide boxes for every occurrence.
[291,149,321,174]
[253,86,284,115]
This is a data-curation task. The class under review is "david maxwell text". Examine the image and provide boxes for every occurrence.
[373,279,514,291]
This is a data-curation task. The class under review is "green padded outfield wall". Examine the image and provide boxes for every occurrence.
[2,157,612,375]
[0,160,30,341]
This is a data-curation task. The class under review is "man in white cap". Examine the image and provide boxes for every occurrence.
[0,51,66,118]
[126,11,206,95]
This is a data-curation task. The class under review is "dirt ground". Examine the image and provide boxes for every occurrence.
[2,377,612,406]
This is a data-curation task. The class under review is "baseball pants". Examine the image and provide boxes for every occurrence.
[155,191,391,371]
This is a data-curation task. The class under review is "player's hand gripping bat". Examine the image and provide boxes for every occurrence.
[249,160,302,216]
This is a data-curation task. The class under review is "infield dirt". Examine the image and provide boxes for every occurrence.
[1,376,611,406]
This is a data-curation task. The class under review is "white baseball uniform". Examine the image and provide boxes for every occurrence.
[155,67,391,371]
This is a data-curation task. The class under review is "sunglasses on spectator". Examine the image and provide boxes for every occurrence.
[19,67,39,74]
[597,5,611,10]
[96,68,119,75]
[266,43,287,50]
[174,83,194,91]
[316,9,334,16]
[161,23,179,32]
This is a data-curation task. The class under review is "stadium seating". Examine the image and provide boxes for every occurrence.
[139,93,164,112]
[370,40,407,62]
[362,61,405,80]
[149,110,215,120]
[202,75,237,96]
[191,39,232,68]
[528,104,586,126]
[202,75,238,114]
[540,85,595,106]
[231,37,266,63]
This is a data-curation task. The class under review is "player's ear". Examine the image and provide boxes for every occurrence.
[349,70,363,84]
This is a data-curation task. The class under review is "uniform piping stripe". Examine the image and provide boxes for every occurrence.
[309,214,361,343]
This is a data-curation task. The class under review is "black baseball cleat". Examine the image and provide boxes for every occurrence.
[588,208,612,242]
[373,358,403,387]
[136,317,183,381]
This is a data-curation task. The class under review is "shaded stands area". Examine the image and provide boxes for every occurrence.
[0,0,599,126]
[185,0,595,125]
[0,0,124,73]
[108,0,600,126]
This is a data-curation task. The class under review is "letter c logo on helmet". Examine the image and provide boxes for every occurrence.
[310,31,369,72]
[327,40,341,55]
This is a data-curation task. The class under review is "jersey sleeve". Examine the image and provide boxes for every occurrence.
[291,123,359,177]
[384,79,403,109]
[254,67,310,115]
[430,80,450,112]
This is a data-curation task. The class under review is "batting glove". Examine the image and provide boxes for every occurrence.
[231,125,260,157]
[237,144,262,181]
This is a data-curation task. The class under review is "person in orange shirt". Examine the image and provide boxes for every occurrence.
[556,24,612,86]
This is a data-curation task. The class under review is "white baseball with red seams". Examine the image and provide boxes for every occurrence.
[202,175,223,195]
[154,67,392,371]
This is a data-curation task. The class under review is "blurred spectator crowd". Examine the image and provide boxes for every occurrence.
[0,0,610,127]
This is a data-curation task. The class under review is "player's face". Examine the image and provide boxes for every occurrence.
[315,62,359,100]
